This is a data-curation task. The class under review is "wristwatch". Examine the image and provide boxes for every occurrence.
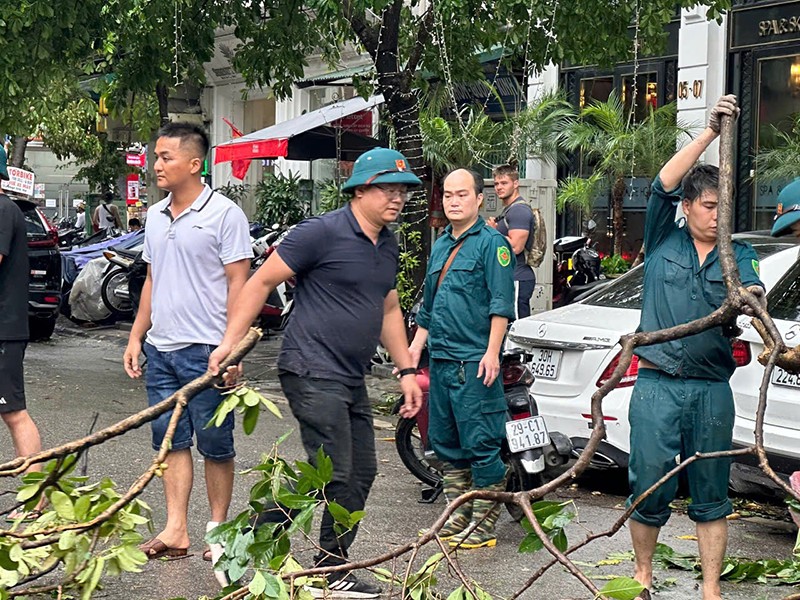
[397,368,417,378]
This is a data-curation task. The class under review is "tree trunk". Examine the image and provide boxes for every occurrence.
[611,176,626,256]
[10,136,28,168]
[156,83,170,126]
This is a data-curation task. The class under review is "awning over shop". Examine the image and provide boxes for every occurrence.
[296,64,373,89]
[214,94,384,164]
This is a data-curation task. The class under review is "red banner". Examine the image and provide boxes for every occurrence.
[331,110,373,137]
[221,117,253,180]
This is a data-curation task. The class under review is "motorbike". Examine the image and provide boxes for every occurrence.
[100,248,141,319]
[392,309,572,521]
[251,226,296,333]
[552,220,609,307]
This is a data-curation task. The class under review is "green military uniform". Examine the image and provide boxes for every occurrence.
[628,176,763,527]
[416,217,515,488]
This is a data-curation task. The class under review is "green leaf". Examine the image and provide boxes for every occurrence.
[316,447,333,484]
[74,494,92,521]
[58,531,77,551]
[596,577,644,600]
[50,490,76,520]
[249,570,267,596]
[243,404,260,435]
[259,395,283,419]
[16,484,40,503]
[327,501,352,527]
[0,546,18,571]
[447,586,467,600]
[241,388,262,407]
[518,532,544,554]
[275,490,316,509]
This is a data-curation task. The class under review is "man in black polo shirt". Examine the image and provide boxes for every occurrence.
[0,148,43,514]
[210,147,423,598]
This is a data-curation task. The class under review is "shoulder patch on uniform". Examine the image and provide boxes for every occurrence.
[752,259,759,276]
[497,245,511,267]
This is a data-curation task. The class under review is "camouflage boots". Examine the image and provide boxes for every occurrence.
[448,477,507,549]
[419,468,473,540]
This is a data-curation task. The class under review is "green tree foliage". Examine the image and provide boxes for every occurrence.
[98,0,220,124]
[0,455,150,598]
[74,137,130,196]
[0,1,106,135]
[558,94,692,255]
[254,172,308,227]
[755,113,800,184]
[222,0,728,288]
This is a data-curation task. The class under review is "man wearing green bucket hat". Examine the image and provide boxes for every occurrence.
[210,147,423,598]
[771,179,800,239]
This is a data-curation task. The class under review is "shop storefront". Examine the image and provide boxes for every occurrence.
[729,0,800,231]
[558,18,680,257]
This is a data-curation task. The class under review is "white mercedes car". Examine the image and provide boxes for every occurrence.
[506,234,799,471]
[728,252,800,494]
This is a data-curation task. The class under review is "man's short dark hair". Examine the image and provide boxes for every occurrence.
[157,122,210,160]
[492,164,519,181]
[682,164,719,202]
[444,168,483,196]
[128,218,141,228]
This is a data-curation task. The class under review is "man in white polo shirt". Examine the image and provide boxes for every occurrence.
[122,123,251,564]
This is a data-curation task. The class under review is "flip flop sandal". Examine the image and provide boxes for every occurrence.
[203,547,212,562]
[5,509,43,523]
[139,537,190,561]
[635,590,652,600]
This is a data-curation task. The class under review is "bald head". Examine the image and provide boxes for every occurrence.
[443,168,483,233]
[444,168,483,196]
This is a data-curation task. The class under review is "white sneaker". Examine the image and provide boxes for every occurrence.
[206,521,228,587]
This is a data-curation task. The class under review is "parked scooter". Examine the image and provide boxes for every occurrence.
[552,220,609,307]
[100,248,140,319]
[392,309,572,520]
[251,226,296,332]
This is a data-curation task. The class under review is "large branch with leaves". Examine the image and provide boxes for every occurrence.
[0,330,262,597]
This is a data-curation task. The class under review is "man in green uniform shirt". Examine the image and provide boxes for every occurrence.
[628,95,765,600]
[410,168,515,549]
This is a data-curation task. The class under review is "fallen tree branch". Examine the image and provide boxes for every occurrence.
[1,330,262,547]
[0,329,262,478]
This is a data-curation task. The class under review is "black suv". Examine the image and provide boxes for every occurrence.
[12,198,62,340]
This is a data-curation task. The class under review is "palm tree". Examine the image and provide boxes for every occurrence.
[419,106,509,175]
[558,92,692,255]
[755,113,800,183]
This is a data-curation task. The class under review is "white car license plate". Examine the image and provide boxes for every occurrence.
[526,348,563,380]
[505,416,550,453]
[772,366,800,389]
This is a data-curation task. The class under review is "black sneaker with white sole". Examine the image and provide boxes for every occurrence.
[306,571,382,599]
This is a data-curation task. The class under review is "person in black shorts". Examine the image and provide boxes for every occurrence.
[0,148,43,517]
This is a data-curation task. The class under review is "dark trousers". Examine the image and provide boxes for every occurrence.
[516,279,536,319]
[279,371,377,566]
[627,369,734,527]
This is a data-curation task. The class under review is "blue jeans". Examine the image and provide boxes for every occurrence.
[144,342,235,461]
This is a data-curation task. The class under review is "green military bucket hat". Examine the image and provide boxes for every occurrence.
[341,147,422,192]
[771,178,800,237]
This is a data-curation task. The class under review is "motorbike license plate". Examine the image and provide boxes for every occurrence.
[505,416,550,453]
[772,366,800,389]
[526,348,563,380]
